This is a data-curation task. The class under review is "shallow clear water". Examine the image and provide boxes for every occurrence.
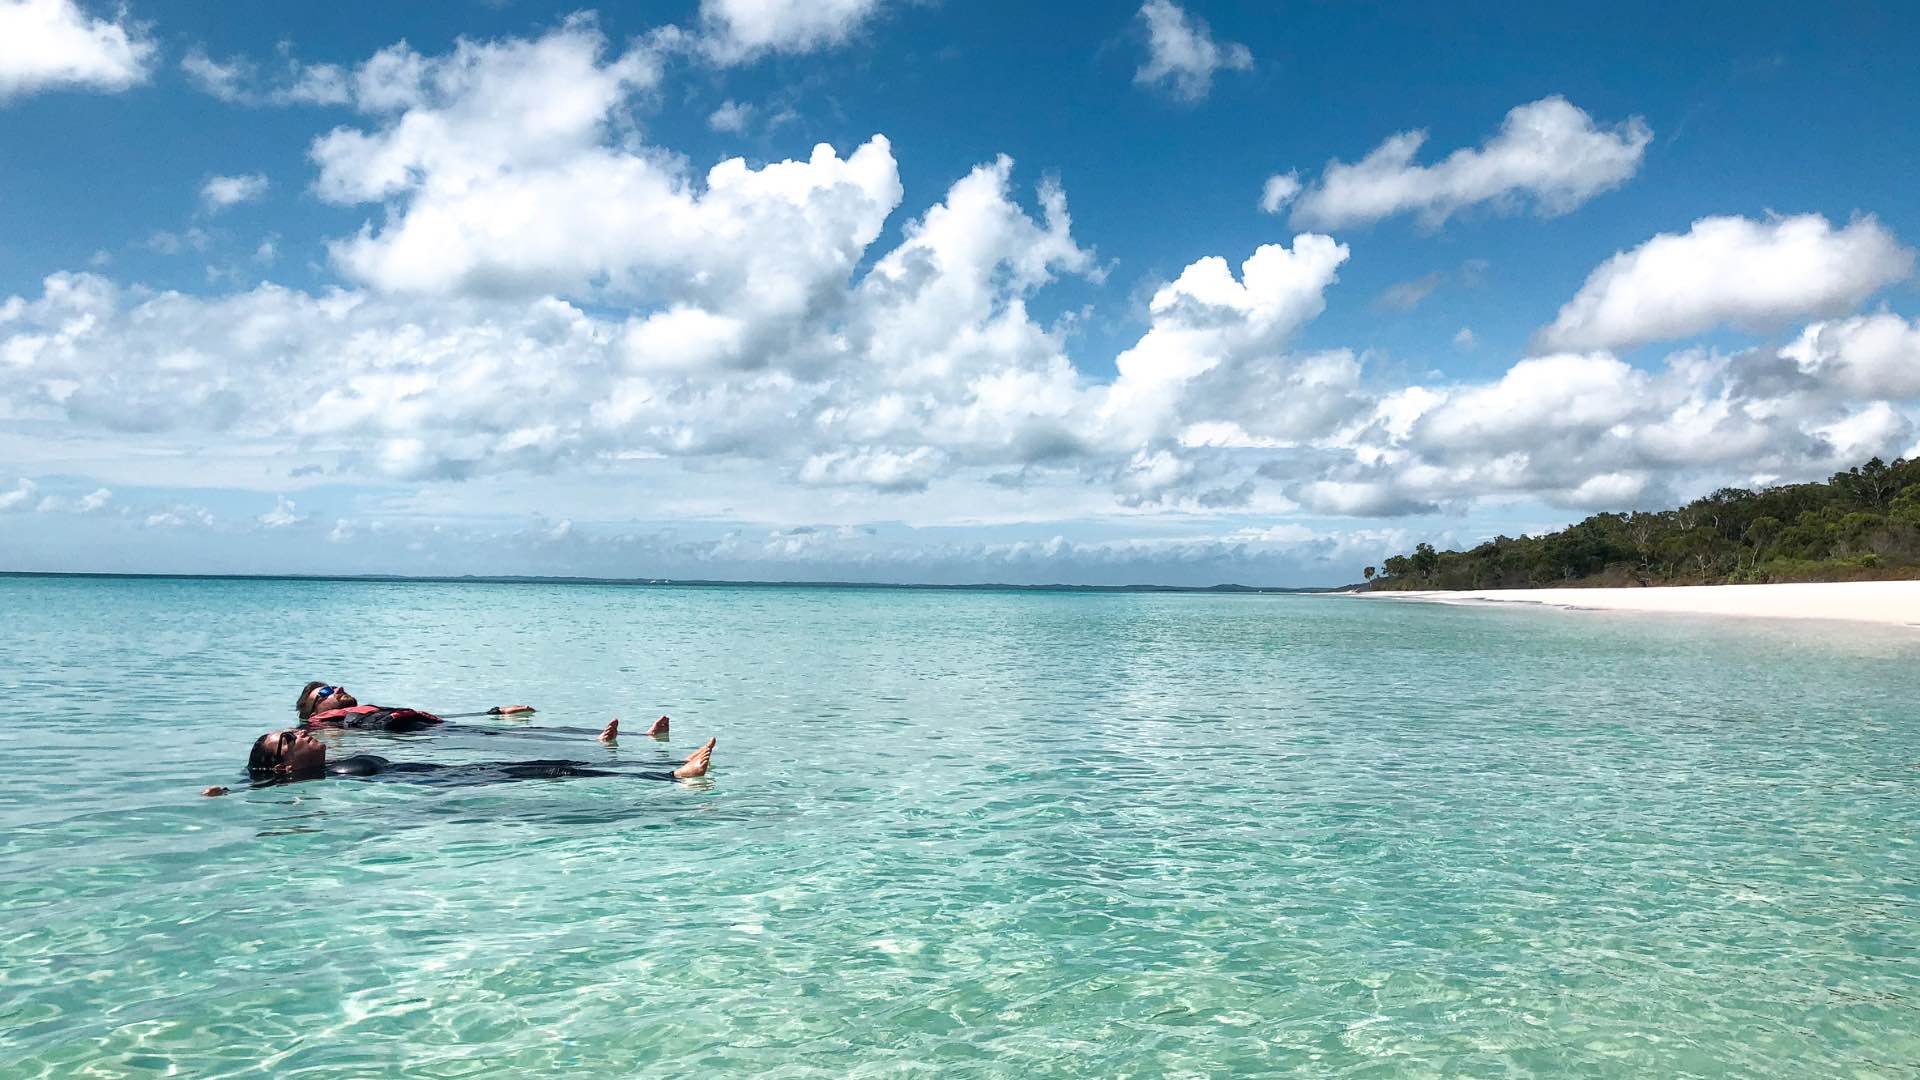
[1,576,1916,1077]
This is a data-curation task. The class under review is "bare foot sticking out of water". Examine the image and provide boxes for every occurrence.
[599,718,619,743]
[644,715,669,737]
[673,738,716,778]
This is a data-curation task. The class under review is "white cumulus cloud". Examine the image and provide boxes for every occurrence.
[1783,314,1920,400]
[36,486,111,513]
[1102,234,1350,446]
[1134,0,1251,103]
[1412,353,1648,454]
[708,98,753,133]
[182,46,354,106]
[200,173,269,210]
[279,60,351,105]
[4,20,1919,544]
[310,20,904,319]
[1258,172,1300,215]
[1290,326,1920,517]
[799,447,946,492]
[145,504,214,528]
[0,0,153,101]
[1537,213,1914,352]
[180,49,247,102]
[1290,96,1650,229]
[257,495,304,528]
[0,478,35,510]
[698,0,888,64]
[0,144,1106,494]
[1815,402,1911,465]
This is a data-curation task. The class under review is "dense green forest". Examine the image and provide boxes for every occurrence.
[1366,456,1920,590]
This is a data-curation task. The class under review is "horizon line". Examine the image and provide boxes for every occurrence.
[0,569,1338,594]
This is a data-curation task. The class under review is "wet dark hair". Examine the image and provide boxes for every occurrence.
[249,731,286,777]
[297,681,326,720]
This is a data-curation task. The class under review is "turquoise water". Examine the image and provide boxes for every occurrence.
[1,576,1917,1077]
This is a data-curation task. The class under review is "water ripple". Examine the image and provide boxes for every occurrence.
[0,578,1916,1076]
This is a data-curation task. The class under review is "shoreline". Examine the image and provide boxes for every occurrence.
[1355,580,1920,628]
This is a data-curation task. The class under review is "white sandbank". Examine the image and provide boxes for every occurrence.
[1357,580,1920,628]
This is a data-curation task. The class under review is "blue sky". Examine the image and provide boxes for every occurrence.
[2,0,1917,585]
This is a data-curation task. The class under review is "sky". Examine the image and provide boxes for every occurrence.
[1,0,1917,586]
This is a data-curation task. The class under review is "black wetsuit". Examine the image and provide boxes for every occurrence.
[323,756,684,784]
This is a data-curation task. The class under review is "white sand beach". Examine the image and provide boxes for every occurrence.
[1360,580,1920,628]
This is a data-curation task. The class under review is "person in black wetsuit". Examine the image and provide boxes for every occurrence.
[201,724,715,796]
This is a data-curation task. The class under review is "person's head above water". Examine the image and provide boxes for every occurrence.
[249,727,328,778]
[297,681,358,719]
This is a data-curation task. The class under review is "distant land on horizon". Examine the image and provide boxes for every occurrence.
[0,570,1328,595]
[1368,455,1920,592]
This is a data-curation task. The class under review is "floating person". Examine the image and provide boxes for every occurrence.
[297,680,535,730]
[202,723,715,797]
[297,682,671,738]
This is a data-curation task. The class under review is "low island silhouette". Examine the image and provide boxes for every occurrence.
[1365,455,1920,591]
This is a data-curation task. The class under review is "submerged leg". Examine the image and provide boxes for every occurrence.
[673,737,716,778]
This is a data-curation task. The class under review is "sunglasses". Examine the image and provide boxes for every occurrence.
[311,685,339,702]
[274,730,300,759]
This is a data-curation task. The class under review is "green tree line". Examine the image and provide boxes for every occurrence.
[1365,456,1920,590]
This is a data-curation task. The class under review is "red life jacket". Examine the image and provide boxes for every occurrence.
[303,704,444,730]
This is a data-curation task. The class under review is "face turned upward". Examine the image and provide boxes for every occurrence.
[250,728,327,776]
[300,683,356,717]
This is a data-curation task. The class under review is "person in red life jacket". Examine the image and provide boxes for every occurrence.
[297,681,536,731]
[297,681,671,738]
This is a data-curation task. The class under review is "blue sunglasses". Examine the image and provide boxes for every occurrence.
[311,685,338,701]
